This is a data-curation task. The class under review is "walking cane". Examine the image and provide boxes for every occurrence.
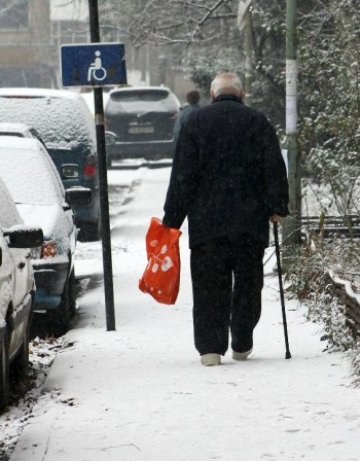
[273,222,292,359]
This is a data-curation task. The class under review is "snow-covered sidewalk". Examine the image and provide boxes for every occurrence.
[9,167,360,461]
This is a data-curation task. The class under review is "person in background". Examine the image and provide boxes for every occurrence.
[173,90,201,142]
[162,72,289,366]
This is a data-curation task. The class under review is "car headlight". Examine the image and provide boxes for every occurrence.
[41,240,57,258]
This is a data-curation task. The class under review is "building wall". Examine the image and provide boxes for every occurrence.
[0,0,201,95]
[0,0,55,87]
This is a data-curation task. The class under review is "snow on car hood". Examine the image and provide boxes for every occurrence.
[16,203,70,256]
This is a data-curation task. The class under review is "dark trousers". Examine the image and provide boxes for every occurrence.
[190,236,265,356]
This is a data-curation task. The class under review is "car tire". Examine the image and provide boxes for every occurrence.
[13,311,32,382]
[0,331,10,412]
[81,221,101,242]
[48,278,71,337]
[68,269,77,317]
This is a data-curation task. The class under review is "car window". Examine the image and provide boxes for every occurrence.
[107,89,179,113]
[0,96,96,149]
[0,145,65,206]
[110,89,170,102]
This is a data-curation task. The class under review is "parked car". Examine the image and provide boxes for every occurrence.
[0,177,43,412]
[104,86,180,165]
[0,88,100,241]
[0,137,91,336]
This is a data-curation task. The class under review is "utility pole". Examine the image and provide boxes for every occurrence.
[283,0,302,247]
[243,10,253,106]
[88,0,116,331]
[237,0,253,106]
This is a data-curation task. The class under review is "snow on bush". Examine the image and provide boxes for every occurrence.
[286,237,360,385]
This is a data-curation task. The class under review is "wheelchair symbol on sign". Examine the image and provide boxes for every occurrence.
[87,50,107,82]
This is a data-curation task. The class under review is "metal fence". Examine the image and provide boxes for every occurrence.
[302,215,360,239]
[327,270,360,339]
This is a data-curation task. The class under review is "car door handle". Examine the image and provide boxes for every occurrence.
[18,261,26,269]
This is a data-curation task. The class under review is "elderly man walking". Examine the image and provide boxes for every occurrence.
[162,73,289,366]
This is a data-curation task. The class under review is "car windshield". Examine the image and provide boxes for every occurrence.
[0,145,64,206]
[0,96,95,148]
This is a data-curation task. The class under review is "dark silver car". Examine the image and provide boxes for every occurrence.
[104,86,180,165]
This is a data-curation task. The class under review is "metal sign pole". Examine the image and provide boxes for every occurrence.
[88,0,116,331]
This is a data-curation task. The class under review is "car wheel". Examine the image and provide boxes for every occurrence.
[80,221,101,242]
[68,269,77,317]
[0,331,10,412]
[48,278,71,337]
[13,312,32,382]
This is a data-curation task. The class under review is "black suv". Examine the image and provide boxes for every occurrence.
[105,86,180,165]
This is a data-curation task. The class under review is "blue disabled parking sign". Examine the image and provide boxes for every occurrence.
[60,42,127,87]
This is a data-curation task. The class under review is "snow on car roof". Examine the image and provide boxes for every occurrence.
[0,176,23,229]
[0,90,95,147]
[0,122,32,134]
[0,87,83,100]
[0,137,65,206]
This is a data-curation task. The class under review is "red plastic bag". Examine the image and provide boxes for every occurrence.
[139,217,182,305]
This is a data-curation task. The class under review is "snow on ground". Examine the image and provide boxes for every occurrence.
[0,337,67,459]
[2,166,360,461]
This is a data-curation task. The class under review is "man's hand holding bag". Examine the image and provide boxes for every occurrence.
[139,217,181,305]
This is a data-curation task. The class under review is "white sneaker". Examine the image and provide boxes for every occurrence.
[200,353,221,366]
[232,348,253,361]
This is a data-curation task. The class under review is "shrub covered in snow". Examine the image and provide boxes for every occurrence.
[286,237,360,384]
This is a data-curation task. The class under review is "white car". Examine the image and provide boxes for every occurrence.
[0,137,90,337]
[0,177,43,412]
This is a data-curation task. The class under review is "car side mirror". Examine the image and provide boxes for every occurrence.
[65,187,92,207]
[105,131,117,146]
[5,227,44,248]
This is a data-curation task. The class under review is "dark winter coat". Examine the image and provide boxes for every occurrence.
[163,94,289,248]
[173,103,200,142]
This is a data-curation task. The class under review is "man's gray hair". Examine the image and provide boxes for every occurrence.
[210,72,243,98]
